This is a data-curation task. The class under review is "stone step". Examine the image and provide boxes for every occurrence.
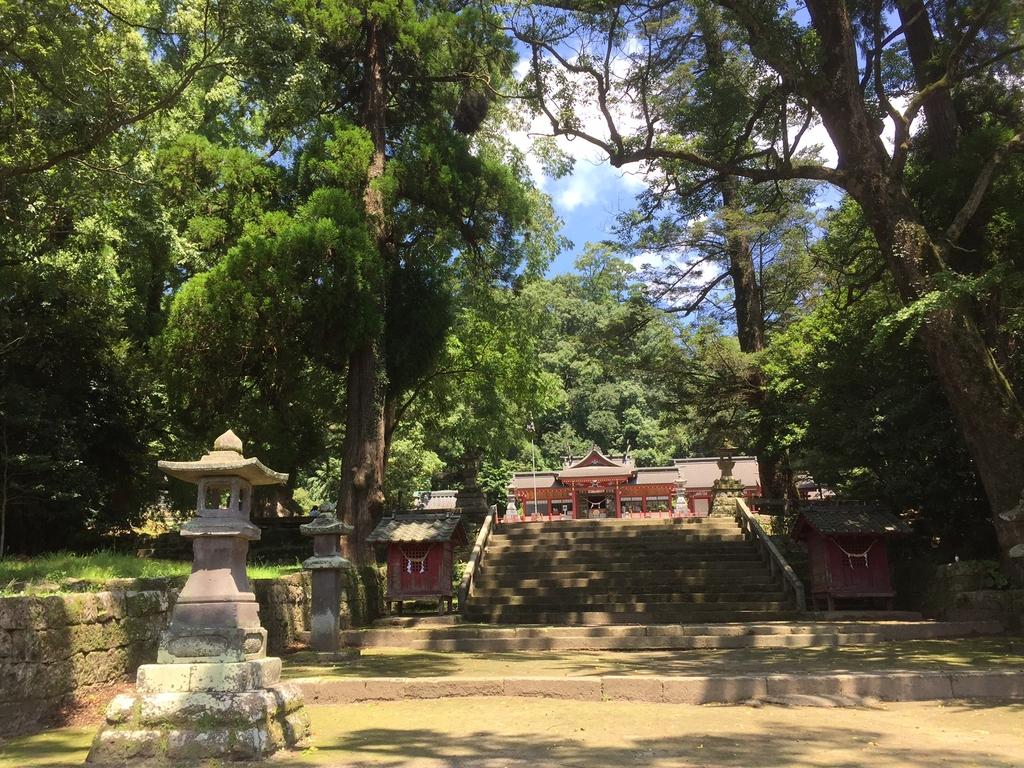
[492,526,744,538]
[485,539,752,553]
[463,608,799,625]
[472,576,780,591]
[292,665,1023,704]
[338,616,1007,649]
[481,562,773,577]
[474,583,786,598]
[473,591,789,606]
[484,552,766,566]
[498,517,724,527]
[489,528,741,536]
[468,598,792,612]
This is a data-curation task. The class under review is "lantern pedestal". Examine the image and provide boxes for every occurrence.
[87,431,309,765]
[710,477,745,516]
[87,658,307,764]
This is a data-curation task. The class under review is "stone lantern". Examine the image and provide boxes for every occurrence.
[672,459,690,516]
[88,430,309,764]
[157,429,286,662]
[300,504,353,655]
[710,440,745,517]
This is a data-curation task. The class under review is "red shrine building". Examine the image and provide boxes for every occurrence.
[508,448,760,520]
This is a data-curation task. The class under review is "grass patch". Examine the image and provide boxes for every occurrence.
[0,550,300,595]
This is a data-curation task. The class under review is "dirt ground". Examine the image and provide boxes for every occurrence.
[282,637,1024,679]
[3,698,1022,768]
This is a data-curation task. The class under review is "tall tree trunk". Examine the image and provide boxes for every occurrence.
[897,1,959,156]
[856,184,1024,580]
[719,180,794,502]
[701,13,794,503]
[339,18,389,565]
[803,0,1024,580]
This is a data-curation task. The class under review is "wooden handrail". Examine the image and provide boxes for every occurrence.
[734,498,807,612]
[458,507,495,613]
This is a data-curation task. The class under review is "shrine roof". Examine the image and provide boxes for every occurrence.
[367,513,466,543]
[509,456,762,490]
[634,467,678,484]
[792,506,911,537]
[509,472,560,490]
[420,490,459,510]
[558,464,635,481]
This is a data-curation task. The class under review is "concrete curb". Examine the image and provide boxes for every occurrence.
[293,669,1024,705]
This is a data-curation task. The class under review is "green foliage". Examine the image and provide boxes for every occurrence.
[0,550,299,594]
[384,424,444,512]
[159,185,379,473]
[520,246,686,468]
[763,207,996,557]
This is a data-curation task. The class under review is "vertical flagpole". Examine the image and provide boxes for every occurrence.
[529,420,538,521]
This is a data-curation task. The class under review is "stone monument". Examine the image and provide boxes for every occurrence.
[454,453,491,525]
[710,440,746,517]
[672,459,690,515]
[87,430,310,764]
[300,504,354,655]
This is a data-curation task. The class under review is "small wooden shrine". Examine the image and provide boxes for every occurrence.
[367,512,467,614]
[791,505,910,611]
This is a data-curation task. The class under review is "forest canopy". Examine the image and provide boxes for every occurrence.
[1,0,1022,579]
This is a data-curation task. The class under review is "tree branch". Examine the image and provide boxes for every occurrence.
[946,130,1024,244]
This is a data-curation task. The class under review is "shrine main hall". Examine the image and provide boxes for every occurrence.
[509,448,759,520]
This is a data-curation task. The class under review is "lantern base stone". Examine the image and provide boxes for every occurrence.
[158,625,267,664]
[87,659,309,765]
[710,478,746,517]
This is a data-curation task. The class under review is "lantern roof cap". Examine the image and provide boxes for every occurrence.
[158,430,288,486]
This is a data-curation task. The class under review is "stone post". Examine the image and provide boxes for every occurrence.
[710,441,745,517]
[300,507,353,655]
[673,460,689,516]
[88,430,310,764]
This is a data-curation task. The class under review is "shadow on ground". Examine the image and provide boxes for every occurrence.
[4,698,1021,768]
[283,637,1024,679]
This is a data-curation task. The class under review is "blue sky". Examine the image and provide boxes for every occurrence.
[506,42,900,279]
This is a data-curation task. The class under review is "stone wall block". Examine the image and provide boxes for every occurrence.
[84,728,163,762]
[0,661,74,701]
[72,647,130,688]
[67,621,130,656]
[122,613,170,643]
[139,691,270,727]
[124,590,170,618]
[0,596,66,630]
[166,728,232,761]
[104,694,138,725]
[61,593,106,625]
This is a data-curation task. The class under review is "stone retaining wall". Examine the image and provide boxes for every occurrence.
[0,586,174,736]
[0,568,365,737]
[924,561,1024,631]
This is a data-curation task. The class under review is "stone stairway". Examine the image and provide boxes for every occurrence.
[462,516,800,625]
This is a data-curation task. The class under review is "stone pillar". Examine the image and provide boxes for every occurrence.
[88,431,310,764]
[710,441,745,517]
[455,453,490,525]
[300,509,353,655]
